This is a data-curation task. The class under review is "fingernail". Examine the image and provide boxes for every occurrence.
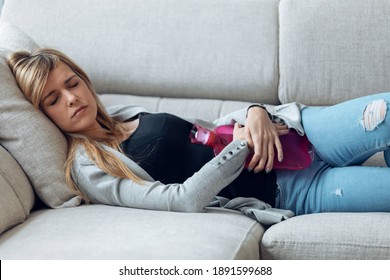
[247,168,253,172]
[279,156,283,162]
[266,168,271,173]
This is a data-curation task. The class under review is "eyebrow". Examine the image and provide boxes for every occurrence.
[42,74,78,104]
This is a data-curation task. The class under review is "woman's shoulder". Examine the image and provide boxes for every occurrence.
[72,144,92,165]
[72,143,121,164]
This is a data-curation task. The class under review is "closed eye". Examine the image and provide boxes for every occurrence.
[48,93,59,106]
[69,82,79,88]
[41,74,78,107]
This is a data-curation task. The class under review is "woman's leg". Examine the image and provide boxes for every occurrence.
[301,92,390,166]
[275,156,390,215]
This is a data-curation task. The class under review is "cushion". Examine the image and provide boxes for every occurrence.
[0,205,264,259]
[0,145,34,234]
[0,21,81,208]
[261,213,390,259]
[1,0,280,104]
[99,93,252,122]
[279,0,390,106]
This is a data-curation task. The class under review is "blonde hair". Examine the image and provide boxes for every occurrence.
[7,48,143,201]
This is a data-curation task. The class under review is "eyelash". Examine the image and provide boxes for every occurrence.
[70,82,79,88]
[50,96,59,106]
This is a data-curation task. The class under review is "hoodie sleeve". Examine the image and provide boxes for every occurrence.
[72,140,250,212]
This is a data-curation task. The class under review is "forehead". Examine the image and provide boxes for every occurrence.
[42,62,76,97]
[46,62,74,82]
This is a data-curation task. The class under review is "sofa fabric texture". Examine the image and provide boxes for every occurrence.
[0,205,264,260]
[0,146,34,235]
[279,0,390,106]
[1,0,280,104]
[0,0,389,260]
[261,213,390,259]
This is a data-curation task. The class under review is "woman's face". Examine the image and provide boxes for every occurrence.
[40,62,100,134]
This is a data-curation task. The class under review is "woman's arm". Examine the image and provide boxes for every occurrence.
[73,140,250,212]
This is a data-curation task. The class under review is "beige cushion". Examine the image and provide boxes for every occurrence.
[0,146,34,234]
[0,205,264,259]
[279,0,390,106]
[1,0,280,104]
[0,22,81,208]
[261,213,390,259]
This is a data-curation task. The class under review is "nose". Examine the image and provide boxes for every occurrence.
[63,90,78,106]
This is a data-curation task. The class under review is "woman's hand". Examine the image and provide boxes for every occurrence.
[243,106,288,173]
[233,119,289,143]
[274,123,290,136]
[233,123,245,141]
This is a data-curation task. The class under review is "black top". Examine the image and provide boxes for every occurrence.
[120,113,277,206]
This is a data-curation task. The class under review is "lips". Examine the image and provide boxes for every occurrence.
[72,105,87,118]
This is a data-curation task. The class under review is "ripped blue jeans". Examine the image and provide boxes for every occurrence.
[275,92,390,215]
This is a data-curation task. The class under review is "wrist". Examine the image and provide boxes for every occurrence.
[247,105,272,120]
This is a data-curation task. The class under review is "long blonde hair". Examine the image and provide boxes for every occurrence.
[7,48,143,200]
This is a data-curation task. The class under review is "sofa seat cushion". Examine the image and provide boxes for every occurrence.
[261,212,390,259]
[0,205,264,259]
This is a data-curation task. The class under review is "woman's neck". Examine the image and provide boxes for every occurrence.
[79,120,112,140]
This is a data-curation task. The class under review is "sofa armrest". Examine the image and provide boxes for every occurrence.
[0,145,34,234]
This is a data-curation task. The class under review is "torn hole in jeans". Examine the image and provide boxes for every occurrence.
[360,99,388,131]
[331,188,343,197]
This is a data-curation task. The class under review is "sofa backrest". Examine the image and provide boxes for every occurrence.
[279,0,390,105]
[3,0,390,107]
[1,0,280,104]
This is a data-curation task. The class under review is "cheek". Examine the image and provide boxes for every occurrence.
[44,108,69,129]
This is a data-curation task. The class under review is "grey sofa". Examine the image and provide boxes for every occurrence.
[0,0,390,260]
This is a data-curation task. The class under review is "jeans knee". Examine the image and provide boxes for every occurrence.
[361,99,388,131]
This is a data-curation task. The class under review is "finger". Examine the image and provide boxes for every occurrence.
[244,127,254,148]
[274,134,284,162]
[274,123,288,129]
[265,140,275,172]
[277,128,290,136]
[247,135,262,170]
[233,123,239,140]
[254,135,268,172]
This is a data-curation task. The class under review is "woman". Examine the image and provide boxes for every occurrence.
[7,48,390,218]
